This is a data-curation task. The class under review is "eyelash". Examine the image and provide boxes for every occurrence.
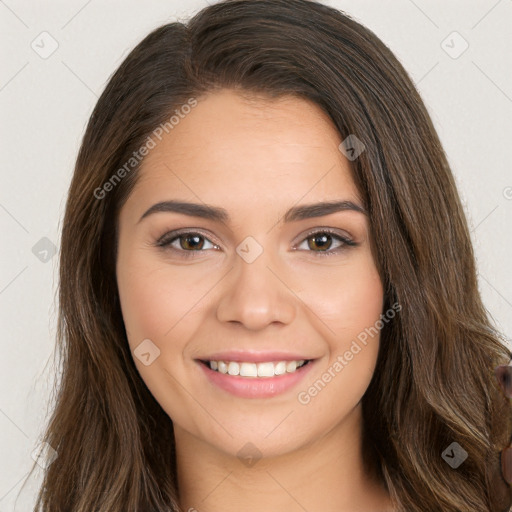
[154,228,358,258]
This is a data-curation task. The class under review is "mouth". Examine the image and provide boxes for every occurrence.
[198,358,312,378]
[195,356,317,399]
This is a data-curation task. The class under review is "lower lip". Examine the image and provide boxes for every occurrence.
[196,360,315,399]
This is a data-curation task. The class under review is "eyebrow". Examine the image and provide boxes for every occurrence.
[138,199,367,224]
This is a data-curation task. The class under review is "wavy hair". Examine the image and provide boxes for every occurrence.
[26,0,512,510]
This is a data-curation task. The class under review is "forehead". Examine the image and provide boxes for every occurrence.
[124,89,361,219]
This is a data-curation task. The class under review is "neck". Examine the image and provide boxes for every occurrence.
[174,403,394,512]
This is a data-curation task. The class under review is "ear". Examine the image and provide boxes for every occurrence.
[495,365,512,398]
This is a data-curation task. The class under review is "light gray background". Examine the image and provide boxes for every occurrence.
[1,1,511,510]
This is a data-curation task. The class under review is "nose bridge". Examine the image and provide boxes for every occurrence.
[236,239,276,291]
[215,235,296,329]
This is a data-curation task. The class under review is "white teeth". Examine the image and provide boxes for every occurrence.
[286,361,297,372]
[227,362,240,375]
[207,359,308,378]
[240,362,258,377]
[257,362,275,377]
[274,361,287,375]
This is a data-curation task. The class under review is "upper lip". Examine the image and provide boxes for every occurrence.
[197,351,314,363]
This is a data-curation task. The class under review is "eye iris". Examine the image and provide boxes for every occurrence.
[181,234,204,250]
[308,233,331,251]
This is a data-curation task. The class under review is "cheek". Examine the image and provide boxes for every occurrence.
[117,263,169,345]
[117,250,204,346]
[294,255,384,403]
[297,255,384,338]
[116,251,200,420]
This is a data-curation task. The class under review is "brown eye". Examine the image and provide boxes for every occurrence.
[156,231,218,256]
[179,234,206,251]
[307,233,334,251]
[296,229,357,256]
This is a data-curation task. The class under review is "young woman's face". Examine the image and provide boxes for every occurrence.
[116,89,384,459]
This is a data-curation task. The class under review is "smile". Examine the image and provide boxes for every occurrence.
[197,358,316,398]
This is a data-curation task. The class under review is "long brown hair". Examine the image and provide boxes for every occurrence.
[26,0,511,510]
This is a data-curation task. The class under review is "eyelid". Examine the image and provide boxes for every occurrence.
[155,227,220,247]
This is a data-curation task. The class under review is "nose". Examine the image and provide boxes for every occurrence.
[215,249,296,331]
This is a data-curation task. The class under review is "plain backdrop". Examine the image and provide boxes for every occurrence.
[1,0,511,509]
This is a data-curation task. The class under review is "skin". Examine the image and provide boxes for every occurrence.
[116,89,395,511]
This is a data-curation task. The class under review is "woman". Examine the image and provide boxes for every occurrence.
[28,0,512,510]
